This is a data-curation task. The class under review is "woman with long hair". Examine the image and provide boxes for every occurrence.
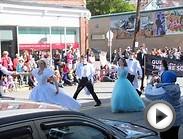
[111,58,144,112]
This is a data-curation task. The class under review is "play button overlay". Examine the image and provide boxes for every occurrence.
[156,109,167,124]
[144,100,176,132]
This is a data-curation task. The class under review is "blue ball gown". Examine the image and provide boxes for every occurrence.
[111,67,145,113]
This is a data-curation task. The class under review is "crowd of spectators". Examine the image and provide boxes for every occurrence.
[0,43,182,92]
[0,46,98,92]
[0,46,80,91]
[101,44,183,82]
[150,46,183,60]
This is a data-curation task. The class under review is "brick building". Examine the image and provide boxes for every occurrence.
[89,6,183,52]
[0,0,90,57]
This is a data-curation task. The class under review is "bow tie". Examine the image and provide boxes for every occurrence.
[129,59,133,61]
[83,64,87,66]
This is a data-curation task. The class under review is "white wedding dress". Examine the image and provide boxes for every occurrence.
[29,68,81,111]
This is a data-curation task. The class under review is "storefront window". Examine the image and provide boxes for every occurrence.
[66,27,80,42]
[66,27,80,49]
[18,26,80,51]
[18,27,50,51]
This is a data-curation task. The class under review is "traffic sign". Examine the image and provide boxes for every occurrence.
[106,30,113,40]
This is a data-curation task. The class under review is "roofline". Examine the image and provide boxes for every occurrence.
[91,5,183,19]
[0,1,91,19]
[1,0,86,10]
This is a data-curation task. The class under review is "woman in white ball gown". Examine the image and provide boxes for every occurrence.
[29,59,81,111]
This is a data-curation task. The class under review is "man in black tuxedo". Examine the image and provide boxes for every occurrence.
[126,52,143,96]
[137,44,147,91]
[73,56,101,107]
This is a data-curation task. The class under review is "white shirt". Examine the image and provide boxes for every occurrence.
[75,63,95,80]
[126,58,142,89]
[126,58,142,77]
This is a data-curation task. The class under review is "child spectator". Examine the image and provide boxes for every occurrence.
[54,70,64,88]
[7,75,16,92]
[16,58,24,86]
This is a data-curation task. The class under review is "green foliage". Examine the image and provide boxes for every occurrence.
[86,0,135,16]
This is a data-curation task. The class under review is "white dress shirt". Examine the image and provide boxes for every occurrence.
[75,62,95,81]
[126,58,142,76]
[126,58,142,89]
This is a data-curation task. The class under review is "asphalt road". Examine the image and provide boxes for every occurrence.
[2,79,183,139]
[81,101,183,139]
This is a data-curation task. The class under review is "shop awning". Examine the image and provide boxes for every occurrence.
[19,43,79,51]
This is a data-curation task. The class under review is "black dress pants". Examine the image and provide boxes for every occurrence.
[160,126,180,139]
[127,73,142,96]
[140,67,145,91]
[73,77,101,104]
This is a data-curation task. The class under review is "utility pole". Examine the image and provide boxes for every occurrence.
[132,0,141,52]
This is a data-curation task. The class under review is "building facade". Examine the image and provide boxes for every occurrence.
[89,6,183,52]
[129,0,183,10]
[144,0,183,10]
[0,0,90,58]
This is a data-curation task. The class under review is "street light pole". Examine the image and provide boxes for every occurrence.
[132,0,141,52]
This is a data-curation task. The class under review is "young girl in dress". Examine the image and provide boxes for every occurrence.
[111,58,145,112]
[29,59,81,111]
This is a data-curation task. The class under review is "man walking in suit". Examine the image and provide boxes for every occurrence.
[73,55,101,107]
[136,44,147,91]
[126,52,143,96]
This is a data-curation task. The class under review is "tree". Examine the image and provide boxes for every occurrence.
[86,0,135,16]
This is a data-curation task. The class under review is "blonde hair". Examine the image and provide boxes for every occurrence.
[3,51,9,55]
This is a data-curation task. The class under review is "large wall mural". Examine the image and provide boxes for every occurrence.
[110,7,183,39]
[140,12,154,37]
[165,9,183,34]
[110,14,135,39]
[154,11,166,36]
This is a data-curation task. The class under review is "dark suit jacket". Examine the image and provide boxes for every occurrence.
[137,52,144,66]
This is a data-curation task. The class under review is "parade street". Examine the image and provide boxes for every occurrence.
[2,78,183,139]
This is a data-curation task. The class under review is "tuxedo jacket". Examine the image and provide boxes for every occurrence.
[136,51,144,66]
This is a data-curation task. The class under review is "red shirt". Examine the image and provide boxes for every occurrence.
[63,65,69,73]
[1,56,12,69]
[13,58,19,70]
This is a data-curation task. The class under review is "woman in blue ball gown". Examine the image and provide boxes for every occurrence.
[111,58,145,113]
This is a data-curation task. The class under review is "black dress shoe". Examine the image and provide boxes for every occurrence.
[94,102,101,107]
